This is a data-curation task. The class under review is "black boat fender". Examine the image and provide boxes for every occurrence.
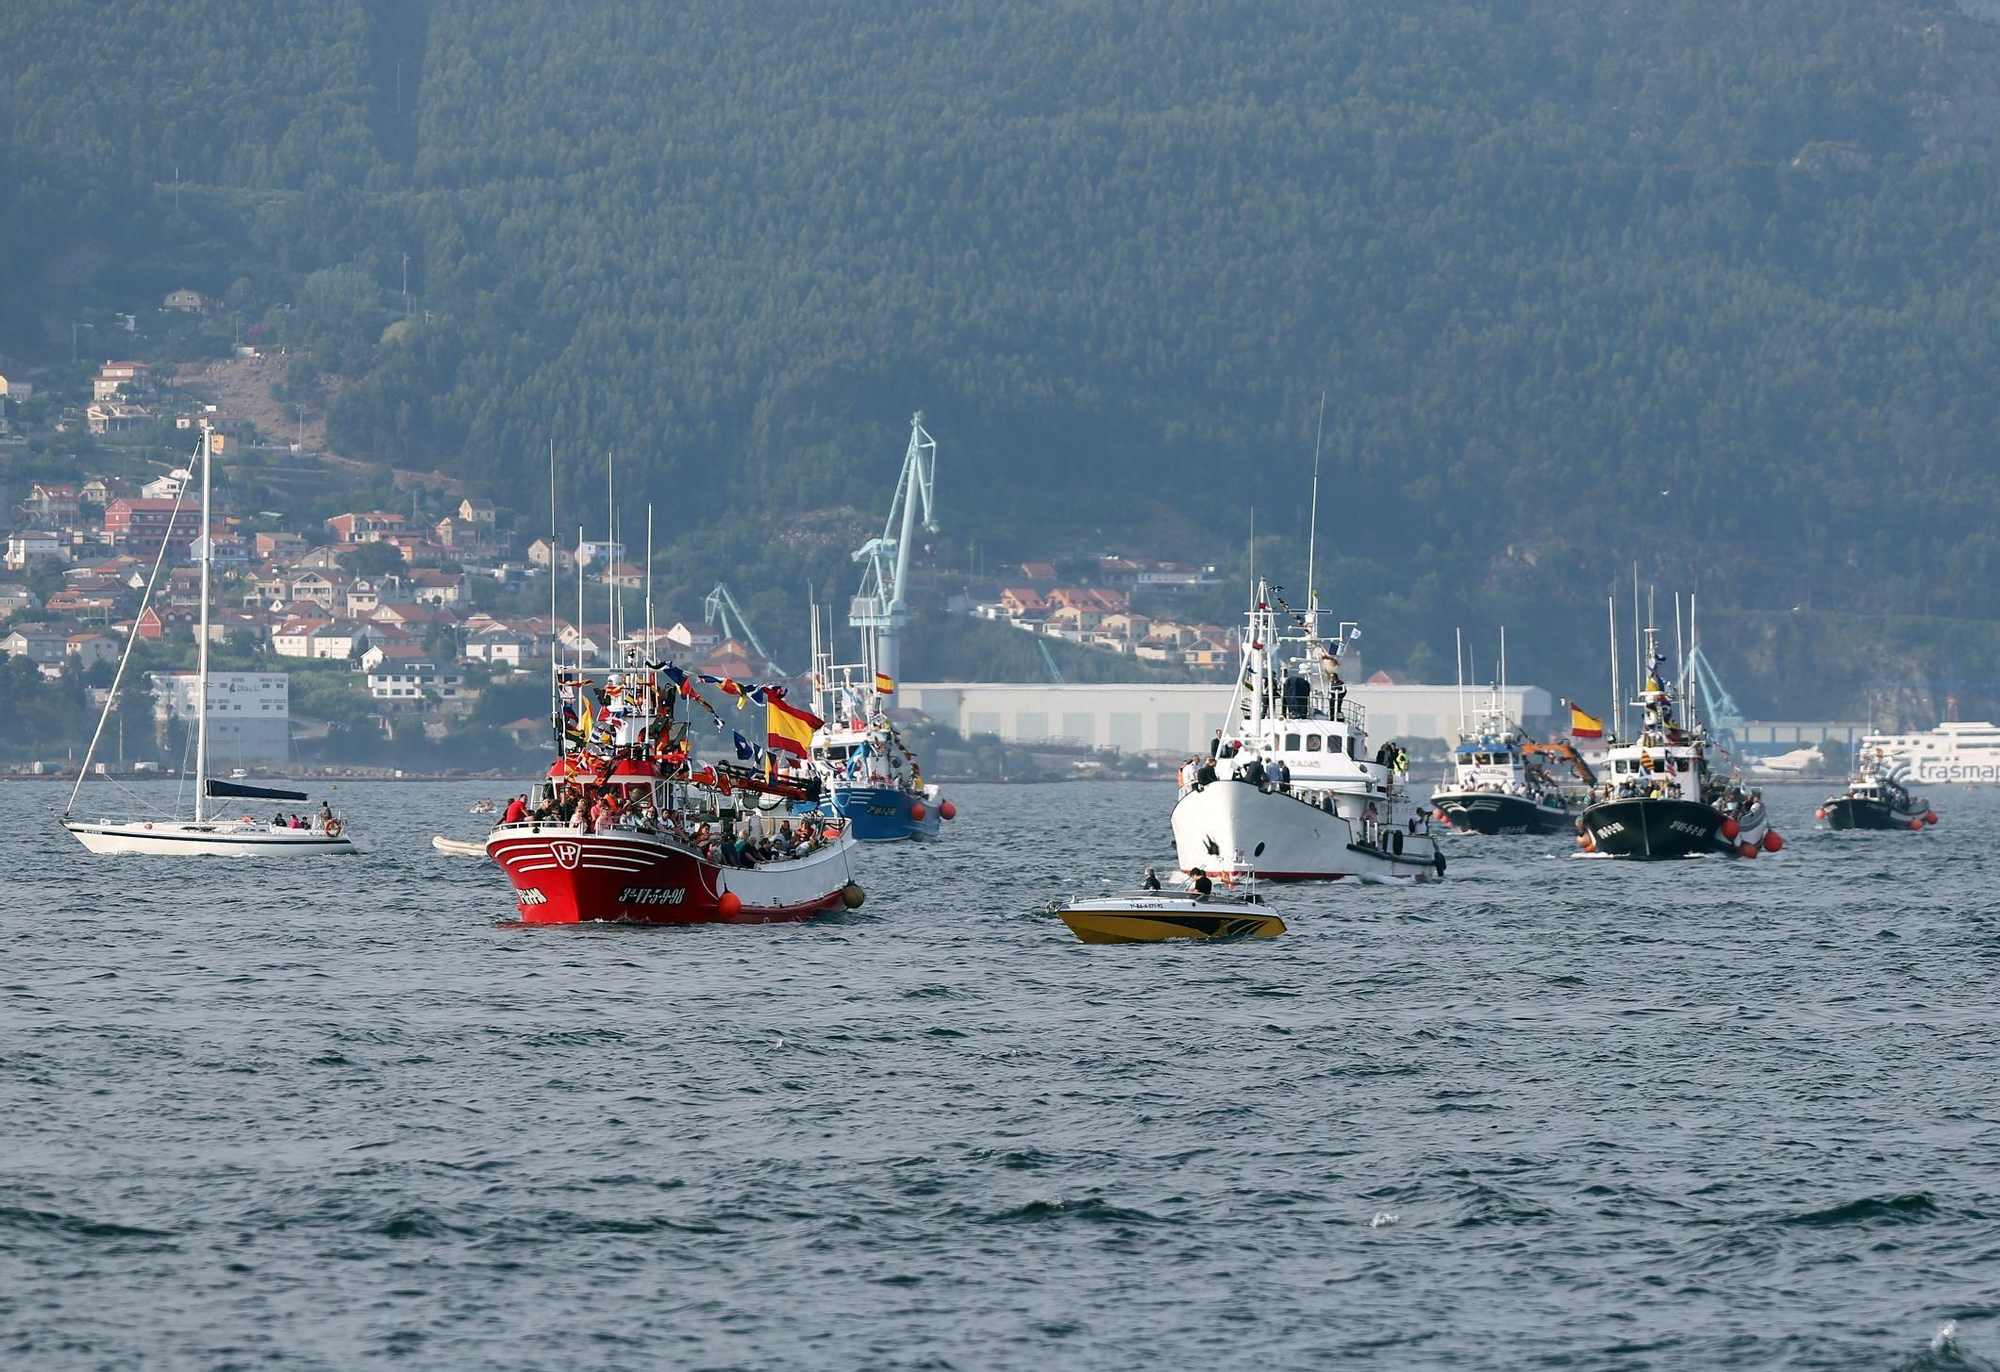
[1433,849,1447,877]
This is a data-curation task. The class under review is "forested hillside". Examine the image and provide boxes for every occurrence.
[6,0,2000,714]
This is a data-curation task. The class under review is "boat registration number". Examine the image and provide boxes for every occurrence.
[517,888,547,906]
[865,805,898,816]
[620,887,688,906]
[1595,821,1626,837]
[1668,820,1709,837]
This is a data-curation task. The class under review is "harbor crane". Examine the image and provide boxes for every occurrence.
[703,582,782,674]
[849,412,938,704]
[1688,645,1746,754]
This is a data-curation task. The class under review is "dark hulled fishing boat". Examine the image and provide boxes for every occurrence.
[1429,690,1594,836]
[1818,754,1938,832]
[1577,629,1782,861]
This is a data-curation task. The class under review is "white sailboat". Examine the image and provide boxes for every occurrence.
[61,424,356,856]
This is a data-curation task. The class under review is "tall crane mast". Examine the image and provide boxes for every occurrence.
[702,582,781,675]
[849,412,938,704]
[1687,645,1745,754]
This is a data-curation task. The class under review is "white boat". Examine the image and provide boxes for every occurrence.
[60,424,356,857]
[1857,720,2000,785]
[432,835,489,857]
[1170,579,1444,883]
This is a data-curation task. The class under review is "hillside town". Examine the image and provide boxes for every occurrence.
[0,344,786,770]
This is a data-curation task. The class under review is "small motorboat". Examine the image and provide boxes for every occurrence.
[469,799,497,815]
[432,835,488,857]
[1051,887,1285,944]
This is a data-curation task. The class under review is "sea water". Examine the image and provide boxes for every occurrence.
[4,779,1997,1369]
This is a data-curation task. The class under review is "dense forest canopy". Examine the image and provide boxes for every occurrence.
[5,0,2000,714]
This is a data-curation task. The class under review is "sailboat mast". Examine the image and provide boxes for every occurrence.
[193,424,212,823]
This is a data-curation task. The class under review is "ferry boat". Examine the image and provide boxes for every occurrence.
[1856,720,2000,785]
[485,649,864,925]
[1818,753,1938,831]
[790,614,954,842]
[1577,629,1781,860]
[1169,581,1444,883]
[1429,689,1595,835]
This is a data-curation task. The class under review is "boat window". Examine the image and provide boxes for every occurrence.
[1305,734,1322,752]
[1285,733,1301,752]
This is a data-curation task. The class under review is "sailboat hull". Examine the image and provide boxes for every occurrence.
[64,820,356,856]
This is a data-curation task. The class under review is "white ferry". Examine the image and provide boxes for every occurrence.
[1856,721,2000,785]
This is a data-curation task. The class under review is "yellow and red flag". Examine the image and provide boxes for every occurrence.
[767,697,825,758]
[874,670,894,696]
[1568,703,1604,739]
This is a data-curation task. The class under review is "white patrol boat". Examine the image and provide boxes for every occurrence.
[1577,627,1780,860]
[1170,580,1444,883]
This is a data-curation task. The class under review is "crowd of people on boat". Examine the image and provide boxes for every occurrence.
[490,783,840,867]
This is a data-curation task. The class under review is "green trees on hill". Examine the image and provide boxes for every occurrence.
[6,0,2000,711]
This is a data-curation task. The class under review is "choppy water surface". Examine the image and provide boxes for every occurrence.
[5,778,2000,1369]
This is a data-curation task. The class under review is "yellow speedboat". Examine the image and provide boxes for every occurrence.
[1051,891,1285,944]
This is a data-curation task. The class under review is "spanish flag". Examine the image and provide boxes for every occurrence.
[1568,702,1604,739]
[874,670,894,696]
[767,697,825,758]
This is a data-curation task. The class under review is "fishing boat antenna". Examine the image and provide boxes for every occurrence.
[605,450,616,668]
[576,523,586,678]
[1500,625,1508,702]
[1631,564,1642,710]
[549,437,562,761]
[1306,391,1325,635]
[1608,594,1621,744]
[1455,626,1465,735]
[644,503,655,660]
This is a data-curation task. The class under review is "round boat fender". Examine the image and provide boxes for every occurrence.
[324,818,344,837]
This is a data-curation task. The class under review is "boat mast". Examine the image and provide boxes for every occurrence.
[193,423,212,823]
[549,439,562,762]
[605,450,615,669]
[1607,594,1621,745]
[1305,391,1325,637]
[1455,626,1464,735]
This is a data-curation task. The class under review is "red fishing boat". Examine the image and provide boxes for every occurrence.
[486,655,864,926]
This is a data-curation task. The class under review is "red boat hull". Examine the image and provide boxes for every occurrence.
[486,826,853,925]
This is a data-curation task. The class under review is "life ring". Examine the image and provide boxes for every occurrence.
[323,818,344,837]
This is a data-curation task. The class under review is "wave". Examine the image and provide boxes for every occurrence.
[1781,1193,1938,1227]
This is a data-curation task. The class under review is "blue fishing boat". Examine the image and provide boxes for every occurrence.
[790,609,955,843]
